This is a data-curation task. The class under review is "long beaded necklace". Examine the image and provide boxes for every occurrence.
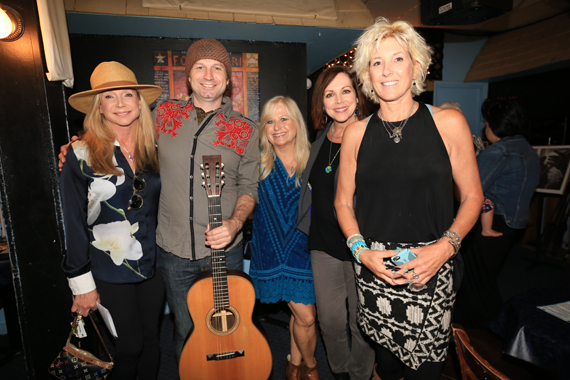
[379,101,415,144]
[325,125,341,174]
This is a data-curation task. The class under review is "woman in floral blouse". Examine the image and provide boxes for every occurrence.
[60,61,164,380]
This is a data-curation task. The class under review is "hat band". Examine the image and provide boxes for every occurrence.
[93,80,139,90]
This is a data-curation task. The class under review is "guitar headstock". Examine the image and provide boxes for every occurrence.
[201,155,224,197]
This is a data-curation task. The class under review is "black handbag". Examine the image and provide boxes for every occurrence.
[48,313,114,380]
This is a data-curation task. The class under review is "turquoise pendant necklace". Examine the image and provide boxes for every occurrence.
[325,132,341,173]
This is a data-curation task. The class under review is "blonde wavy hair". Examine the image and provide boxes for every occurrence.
[353,17,433,103]
[82,91,159,176]
[259,96,311,187]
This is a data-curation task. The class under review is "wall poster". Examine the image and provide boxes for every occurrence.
[153,50,260,123]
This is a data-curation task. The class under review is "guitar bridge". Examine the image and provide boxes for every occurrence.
[206,350,245,361]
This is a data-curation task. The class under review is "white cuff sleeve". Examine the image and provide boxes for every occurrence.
[68,272,96,295]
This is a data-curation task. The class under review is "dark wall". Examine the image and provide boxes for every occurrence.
[488,67,570,145]
[0,0,72,378]
[67,35,307,134]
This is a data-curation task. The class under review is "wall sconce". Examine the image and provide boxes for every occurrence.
[0,4,24,41]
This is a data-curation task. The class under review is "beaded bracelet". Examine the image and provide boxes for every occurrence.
[354,245,369,264]
[351,240,366,253]
[442,229,461,258]
[346,234,364,248]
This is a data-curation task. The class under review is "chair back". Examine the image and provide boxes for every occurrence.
[451,323,511,380]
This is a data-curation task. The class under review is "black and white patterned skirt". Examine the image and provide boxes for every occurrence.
[355,240,455,370]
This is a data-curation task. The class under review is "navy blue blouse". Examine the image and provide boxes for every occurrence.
[60,141,160,292]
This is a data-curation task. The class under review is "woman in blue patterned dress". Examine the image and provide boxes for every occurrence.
[249,96,317,380]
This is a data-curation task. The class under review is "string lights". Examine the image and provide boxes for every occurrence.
[326,47,356,69]
[324,30,443,81]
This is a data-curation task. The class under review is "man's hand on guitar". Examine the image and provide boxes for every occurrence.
[205,218,241,250]
[58,135,79,172]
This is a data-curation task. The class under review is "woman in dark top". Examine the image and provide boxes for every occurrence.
[454,99,540,328]
[60,61,165,380]
[297,66,374,380]
[334,18,483,380]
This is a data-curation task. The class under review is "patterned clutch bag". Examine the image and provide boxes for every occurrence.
[48,314,113,380]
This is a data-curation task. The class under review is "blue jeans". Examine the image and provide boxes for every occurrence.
[160,242,244,361]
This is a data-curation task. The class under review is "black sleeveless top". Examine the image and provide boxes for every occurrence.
[355,103,454,243]
[307,138,351,261]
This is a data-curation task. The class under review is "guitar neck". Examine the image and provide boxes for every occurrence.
[208,195,229,310]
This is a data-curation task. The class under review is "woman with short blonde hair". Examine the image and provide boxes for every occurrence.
[335,18,483,379]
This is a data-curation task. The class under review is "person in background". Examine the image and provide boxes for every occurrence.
[454,98,540,328]
[249,96,318,380]
[297,66,375,380]
[60,61,165,380]
[439,101,501,237]
[335,18,483,380]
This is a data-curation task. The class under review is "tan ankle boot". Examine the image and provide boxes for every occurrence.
[286,354,301,380]
[300,360,319,380]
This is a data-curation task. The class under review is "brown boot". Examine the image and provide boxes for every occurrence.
[300,360,319,380]
[286,354,301,380]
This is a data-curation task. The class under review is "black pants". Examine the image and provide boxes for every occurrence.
[95,268,165,380]
[374,344,445,380]
[453,215,520,328]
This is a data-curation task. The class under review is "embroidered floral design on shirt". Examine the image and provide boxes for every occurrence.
[155,102,194,137]
[213,114,252,155]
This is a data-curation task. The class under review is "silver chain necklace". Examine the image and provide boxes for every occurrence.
[379,101,415,144]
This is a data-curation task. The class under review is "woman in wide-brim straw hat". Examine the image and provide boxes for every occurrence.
[60,61,166,380]
[334,18,483,379]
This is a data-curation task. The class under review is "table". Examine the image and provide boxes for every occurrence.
[489,287,570,380]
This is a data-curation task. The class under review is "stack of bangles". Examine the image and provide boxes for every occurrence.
[347,234,368,264]
[442,229,461,259]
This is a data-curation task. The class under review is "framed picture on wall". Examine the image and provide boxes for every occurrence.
[534,145,570,194]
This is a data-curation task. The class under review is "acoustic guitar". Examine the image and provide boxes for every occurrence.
[179,155,272,380]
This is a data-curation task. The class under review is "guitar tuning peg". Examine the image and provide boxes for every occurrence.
[221,163,224,168]
[202,181,205,187]
[221,180,225,186]
[200,164,204,169]
[201,173,204,178]
[220,171,225,177]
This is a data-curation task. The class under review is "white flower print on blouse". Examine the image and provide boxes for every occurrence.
[72,141,145,278]
[91,220,145,278]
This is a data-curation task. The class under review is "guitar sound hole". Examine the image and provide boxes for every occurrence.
[211,308,236,333]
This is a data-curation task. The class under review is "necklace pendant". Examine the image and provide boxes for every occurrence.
[393,136,401,143]
[325,165,332,173]
[128,154,134,162]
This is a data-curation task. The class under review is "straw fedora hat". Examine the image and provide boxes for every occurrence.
[68,61,163,114]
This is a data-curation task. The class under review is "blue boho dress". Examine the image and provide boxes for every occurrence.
[249,157,315,305]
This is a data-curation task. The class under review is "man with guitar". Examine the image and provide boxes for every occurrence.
[58,38,260,369]
[153,38,260,362]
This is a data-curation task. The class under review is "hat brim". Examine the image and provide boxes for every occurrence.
[68,84,163,114]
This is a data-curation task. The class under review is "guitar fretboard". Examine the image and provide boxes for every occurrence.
[208,195,229,310]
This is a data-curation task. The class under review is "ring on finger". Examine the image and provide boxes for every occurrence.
[412,269,419,280]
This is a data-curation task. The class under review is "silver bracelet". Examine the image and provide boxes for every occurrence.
[442,229,461,258]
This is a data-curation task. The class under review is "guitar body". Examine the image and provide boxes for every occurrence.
[179,269,272,380]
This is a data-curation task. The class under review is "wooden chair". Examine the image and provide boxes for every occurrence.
[452,323,511,380]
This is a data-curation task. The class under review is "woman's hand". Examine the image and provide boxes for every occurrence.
[71,289,100,316]
[397,240,455,286]
[359,249,406,286]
